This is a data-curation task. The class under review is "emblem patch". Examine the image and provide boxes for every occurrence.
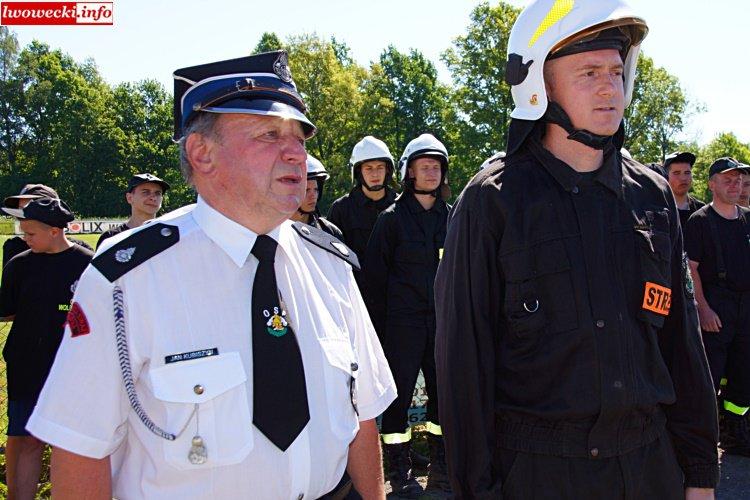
[115,247,136,263]
[642,282,672,316]
[682,252,695,299]
[273,52,293,83]
[67,302,91,337]
[264,306,289,337]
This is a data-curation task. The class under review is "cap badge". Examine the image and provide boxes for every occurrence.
[529,94,539,106]
[115,247,136,263]
[273,52,293,83]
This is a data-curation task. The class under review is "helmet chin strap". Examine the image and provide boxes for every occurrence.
[543,101,614,151]
[362,182,386,192]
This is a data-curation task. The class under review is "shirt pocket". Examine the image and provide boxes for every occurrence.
[634,209,673,328]
[149,352,253,470]
[318,337,360,441]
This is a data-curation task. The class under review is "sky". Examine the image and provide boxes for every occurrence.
[7,0,749,146]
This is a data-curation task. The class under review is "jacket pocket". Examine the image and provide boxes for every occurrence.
[500,238,578,342]
[634,213,672,328]
[149,352,253,470]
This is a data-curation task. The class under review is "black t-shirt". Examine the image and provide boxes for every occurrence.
[96,223,130,249]
[3,236,93,269]
[0,244,93,399]
[678,196,705,232]
[685,205,750,292]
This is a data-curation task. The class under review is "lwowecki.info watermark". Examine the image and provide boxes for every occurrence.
[1,1,113,25]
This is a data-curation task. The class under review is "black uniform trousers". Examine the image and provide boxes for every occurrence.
[380,324,439,436]
[495,428,683,500]
[703,285,750,406]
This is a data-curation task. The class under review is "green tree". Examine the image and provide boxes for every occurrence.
[692,133,750,202]
[442,1,520,191]
[253,32,284,54]
[9,41,128,216]
[0,27,21,174]
[285,34,367,210]
[360,46,450,162]
[624,53,702,163]
[112,79,187,213]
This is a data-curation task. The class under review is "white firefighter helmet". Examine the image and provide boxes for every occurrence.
[306,155,329,181]
[349,136,395,183]
[505,0,648,121]
[398,133,449,183]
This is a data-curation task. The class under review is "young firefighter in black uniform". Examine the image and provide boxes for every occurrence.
[327,136,397,277]
[0,196,93,499]
[290,155,343,239]
[96,173,170,248]
[686,158,750,457]
[435,1,719,498]
[3,184,92,267]
[364,133,450,497]
[664,151,705,229]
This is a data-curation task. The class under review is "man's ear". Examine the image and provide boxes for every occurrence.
[186,132,216,177]
[125,192,134,205]
[543,61,555,100]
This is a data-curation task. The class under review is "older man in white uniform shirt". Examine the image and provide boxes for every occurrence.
[27,51,396,500]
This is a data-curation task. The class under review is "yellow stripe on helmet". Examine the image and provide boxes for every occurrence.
[528,0,575,48]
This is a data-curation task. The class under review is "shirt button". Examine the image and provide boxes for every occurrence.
[572,186,580,194]
[590,448,599,458]
[193,384,204,395]
[595,320,605,328]
[613,381,623,389]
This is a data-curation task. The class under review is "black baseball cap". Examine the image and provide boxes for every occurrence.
[3,184,59,209]
[127,173,170,193]
[1,197,75,228]
[663,151,696,170]
[709,157,745,177]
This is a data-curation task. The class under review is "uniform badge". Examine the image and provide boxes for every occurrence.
[682,252,695,299]
[67,302,91,337]
[273,52,293,83]
[188,435,208,465]
[115,247,136,263]
[264,306,289,337]
[642,282,671,316]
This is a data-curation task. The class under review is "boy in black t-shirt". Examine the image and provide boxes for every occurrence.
[2,184,92,268]
[686,158,750,457]
[96,173,170,248]
[0,196,93,499]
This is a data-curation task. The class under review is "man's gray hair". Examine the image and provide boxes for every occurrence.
[178,112,222,185]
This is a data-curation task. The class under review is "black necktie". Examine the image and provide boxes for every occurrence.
[251,235,310,451]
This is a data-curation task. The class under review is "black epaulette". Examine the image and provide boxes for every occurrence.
[291,221,360,270]
[92,223,180,282]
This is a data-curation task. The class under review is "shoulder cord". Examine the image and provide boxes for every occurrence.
[114,285,195,441]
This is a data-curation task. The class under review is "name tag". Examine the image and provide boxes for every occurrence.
[642,282,671,316]
[165,348,219,364]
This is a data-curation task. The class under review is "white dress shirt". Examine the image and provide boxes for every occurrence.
[28,196,396,500]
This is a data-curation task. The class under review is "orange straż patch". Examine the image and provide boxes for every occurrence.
[642,282,671,316]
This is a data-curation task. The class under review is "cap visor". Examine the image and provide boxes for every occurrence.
[1,207,26,218]
[3,194,43,208]
[203,99,316,138]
